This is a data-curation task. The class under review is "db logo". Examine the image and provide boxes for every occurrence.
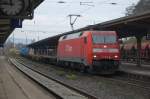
[65,45,72,52]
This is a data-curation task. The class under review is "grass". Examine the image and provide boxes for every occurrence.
[55,70,66,76]
[65,74,77,80]
[56,69,78,80]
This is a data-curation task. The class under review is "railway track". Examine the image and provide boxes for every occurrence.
[13,58,150,99]
[9,57,97,99]
[16,56,150,91]
[101,74,150,91]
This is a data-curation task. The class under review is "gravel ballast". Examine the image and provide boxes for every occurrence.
[16,57,150,99]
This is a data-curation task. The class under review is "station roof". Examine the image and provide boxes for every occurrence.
[0,19,13,46]
[0,0,44,47]
[28,11,150,48]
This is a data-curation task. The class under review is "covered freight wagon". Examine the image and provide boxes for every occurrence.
[20,47,29,57]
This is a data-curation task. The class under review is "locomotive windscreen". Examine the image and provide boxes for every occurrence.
[92,35,117,44]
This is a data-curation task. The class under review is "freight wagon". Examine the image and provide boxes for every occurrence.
[20,47,29,57]
[121,41,150,61]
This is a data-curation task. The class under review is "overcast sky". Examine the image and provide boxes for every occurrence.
[9,0,139,43]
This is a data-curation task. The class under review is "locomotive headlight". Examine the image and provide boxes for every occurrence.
[114,55,118,58]
[93,55,97,58]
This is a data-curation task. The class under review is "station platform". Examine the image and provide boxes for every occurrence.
[120,62,150,77]
[0,56,55,99]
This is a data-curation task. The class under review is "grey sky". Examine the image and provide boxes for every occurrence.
[10,0,139,42]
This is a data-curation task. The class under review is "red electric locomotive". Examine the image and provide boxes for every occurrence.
[57,31,120,74]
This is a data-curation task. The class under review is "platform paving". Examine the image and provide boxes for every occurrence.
[120,62,150,76]
[10,58,88,99]
[0,56,56,99]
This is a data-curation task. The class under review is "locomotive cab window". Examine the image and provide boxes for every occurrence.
[92,35,117,44]
[105,35,117,43]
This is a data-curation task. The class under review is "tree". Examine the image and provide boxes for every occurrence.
[125,4,135,16]
[125,0,150,16]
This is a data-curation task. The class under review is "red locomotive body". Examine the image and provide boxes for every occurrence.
[57,31,120,74]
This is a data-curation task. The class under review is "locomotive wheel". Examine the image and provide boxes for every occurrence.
[70,62,74,68]
[64,61,69,67]
[79,65,87,73]
[87,66,95,74]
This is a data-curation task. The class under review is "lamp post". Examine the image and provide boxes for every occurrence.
[21,31,28,45]
[25,32,28,45]
[13,32,15,48]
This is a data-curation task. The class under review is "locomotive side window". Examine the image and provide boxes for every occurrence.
[64,32,82,40]
[63,35,67,39]
[79,32,83,36]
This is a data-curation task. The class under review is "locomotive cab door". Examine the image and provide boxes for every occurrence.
[81,37,87,65]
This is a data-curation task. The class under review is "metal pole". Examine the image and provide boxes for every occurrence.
[25,32,28,45]
[38,32,39,41]
[13,32,15,48]
[68,14,81,31]
[136,36,142,67]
